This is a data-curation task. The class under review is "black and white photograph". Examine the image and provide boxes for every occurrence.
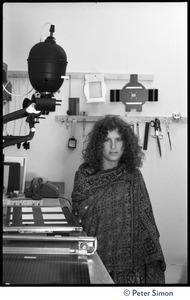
[2,2,188,299]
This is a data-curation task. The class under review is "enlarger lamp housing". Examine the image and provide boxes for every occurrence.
[27,27,67,94]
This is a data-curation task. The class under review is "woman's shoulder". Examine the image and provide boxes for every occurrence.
[134,167,144,177]
[133,168,146,185]
[77,163,95,175]
[122,164,142,176]
[127,167,144,181]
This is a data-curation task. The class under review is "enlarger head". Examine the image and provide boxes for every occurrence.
[27,25,67,94]
[3,25,68,148]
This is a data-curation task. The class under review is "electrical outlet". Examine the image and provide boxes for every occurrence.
[172,112,182,120]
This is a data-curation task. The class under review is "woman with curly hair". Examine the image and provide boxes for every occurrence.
[72,116,166,284]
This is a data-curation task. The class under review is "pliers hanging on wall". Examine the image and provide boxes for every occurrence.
[150,118,163,157]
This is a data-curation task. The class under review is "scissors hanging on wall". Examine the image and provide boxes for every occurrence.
[150,118,163,157]
[164,119,172,151]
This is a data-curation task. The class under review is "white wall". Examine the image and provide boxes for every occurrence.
[3,2,187,280]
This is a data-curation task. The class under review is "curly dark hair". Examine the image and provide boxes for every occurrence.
[82,116,145,172]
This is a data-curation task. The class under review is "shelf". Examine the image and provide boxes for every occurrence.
[55,115,187,124]
[8,71,154,81]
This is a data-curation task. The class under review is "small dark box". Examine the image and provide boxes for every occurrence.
[67,98,79,115]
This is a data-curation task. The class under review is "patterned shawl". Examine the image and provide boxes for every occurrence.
[72,163,166,283]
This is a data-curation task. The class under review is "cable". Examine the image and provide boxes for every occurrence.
[2,82,34,97]
[59,196,72,206]
[40,22,52,42]
[2,81,9,90]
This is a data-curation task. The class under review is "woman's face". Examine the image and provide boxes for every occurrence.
[102,129,124,170]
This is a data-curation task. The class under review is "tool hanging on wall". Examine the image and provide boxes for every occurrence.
[136,121,142,147]
[136,121,140,139]
[66,117,69,130]
[130,121,134,132]
[143,122,150,150]
[150,118,163,157]
[164,119,172,150]
[82,118,86,137]
[68,119,77,149]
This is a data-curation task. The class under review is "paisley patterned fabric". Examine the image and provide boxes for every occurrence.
[72,163,166,284]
